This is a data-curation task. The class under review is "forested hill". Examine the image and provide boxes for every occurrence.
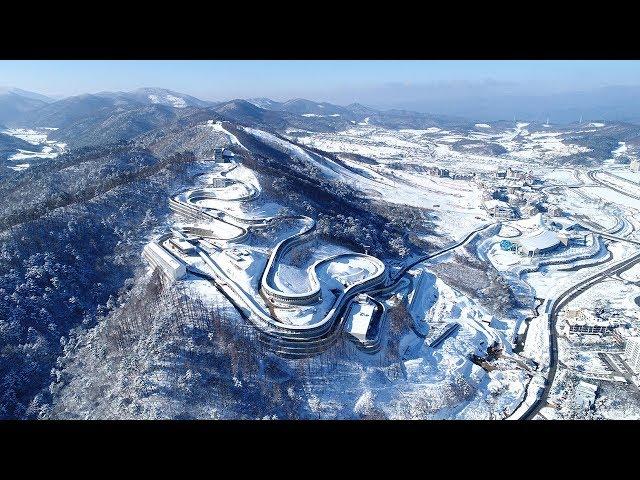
[0,144,197,418]
[0,145,193,231]
[0,132,33,161]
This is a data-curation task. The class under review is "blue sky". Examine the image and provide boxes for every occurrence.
[2,60,640,104]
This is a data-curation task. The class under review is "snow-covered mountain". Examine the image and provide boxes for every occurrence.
[251,97,356,117]
[278,98,351,116]
[109,87,214,109]
[6,84,640,421]
[246,97,283,110]
[0,88,53,124]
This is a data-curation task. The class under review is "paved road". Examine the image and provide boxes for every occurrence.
[587,229,640,246]
[520,251,640,420]
[587,170,640,201]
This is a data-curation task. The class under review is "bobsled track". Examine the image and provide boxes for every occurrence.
[167,160,389,357]
[157,159,498,358]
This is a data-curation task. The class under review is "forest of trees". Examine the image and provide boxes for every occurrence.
[46,269,367,419]
[0,144,196,418]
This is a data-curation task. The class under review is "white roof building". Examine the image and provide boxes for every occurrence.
[519,212,544,229]
[549,217,580,231]
[346,296,377,342]
[484,199,508,209]
[225,248,248,263]
[517,228,561,256]
[483,199,513,219]
[213,147,235,162]
[168,238,195,254]
[547,205,563,217]
[143,242,187,281]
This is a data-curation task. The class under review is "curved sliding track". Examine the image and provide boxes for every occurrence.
[169,160,388,357]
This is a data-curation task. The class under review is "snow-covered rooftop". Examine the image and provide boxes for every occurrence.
[518,212,545,229]
[548,217,580,231]
[346,299,376,341]
[518,228,560,252]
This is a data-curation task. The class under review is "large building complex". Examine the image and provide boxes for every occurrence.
[517,228,561,256]
[213,147,235,162]
[563,309,622,336]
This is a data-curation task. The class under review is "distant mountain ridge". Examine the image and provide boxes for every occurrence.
[6,86,640,157]
[247,97,377,117]
[6,84,640,129]
[2,89,213,148]
[2,87,461,139]
[94,87,215,109]
[0,87,54,103]
[0,88,52,124]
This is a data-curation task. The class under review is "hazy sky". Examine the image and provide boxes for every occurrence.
[2,60,640,105]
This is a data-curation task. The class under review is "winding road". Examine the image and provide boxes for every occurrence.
[519,250,640,419]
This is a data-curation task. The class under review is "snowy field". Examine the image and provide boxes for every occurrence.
[2,127,67,171]
[547,186,620,230]
[611,169,640,184]
[247,126,494,241]
[292,123,591,170]
[274,242,353,295]
[539,168,581,186]
[301,267,529,419]
[589,185,640,211]
[565,276,640,317]
[279,123,613,242]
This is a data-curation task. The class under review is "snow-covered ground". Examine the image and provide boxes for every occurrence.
[564,276,640,319]
[207,121,249,151]
[8,163,30,171]
[539,168,582,186]
[242,123,640,418]
[611,168,640,184]
[133,119,640,419]
[547,186,620,230]
[2,127,67,171]
[301,262,529,419]
[247,126,491,242]
[291,123,590,171]
[148,93,187,108]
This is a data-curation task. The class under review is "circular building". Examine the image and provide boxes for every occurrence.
[516,228,561,256]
